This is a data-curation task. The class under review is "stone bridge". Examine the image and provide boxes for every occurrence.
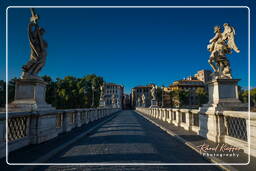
[0,107,256,171]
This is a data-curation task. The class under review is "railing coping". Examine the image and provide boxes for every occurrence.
[136,107,256,120]
[0,107,117,120]
[190,109,200,114]
[222,110,256,120]
[179,109,190,112]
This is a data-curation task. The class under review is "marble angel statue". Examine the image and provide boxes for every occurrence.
[207,23,240,79]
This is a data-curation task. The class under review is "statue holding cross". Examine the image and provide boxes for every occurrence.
[21,8,47,80]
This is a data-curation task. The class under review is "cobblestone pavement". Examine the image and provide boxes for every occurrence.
[38,110,220,171]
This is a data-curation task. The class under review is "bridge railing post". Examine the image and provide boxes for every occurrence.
[172,109,180,126]
[159,108,163,120]
[76,110,82,127]
[30,110,59,144]
[191,109,200,134]
[179,109,191,131]
[156,108,159,119]
[166,109,171,123]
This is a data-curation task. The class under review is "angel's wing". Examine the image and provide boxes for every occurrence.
[227,27,240,53]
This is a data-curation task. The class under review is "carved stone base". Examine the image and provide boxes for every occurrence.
[8,79,55,112]
[112,104,117,108]
[99,98,105,108]
[150,99,159,108]
[202,78,247,111]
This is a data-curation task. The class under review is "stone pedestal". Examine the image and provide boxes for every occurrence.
[199,78,247,143]
[112,103,117,109]
[99,98,105,108]
[150,99,158,108]
[8,79,55,112]
[202,79,247,111]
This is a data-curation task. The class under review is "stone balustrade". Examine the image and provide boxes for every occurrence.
[136,107,256,157]
[0,108,120,159]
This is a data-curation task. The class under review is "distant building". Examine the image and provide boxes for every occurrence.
[103,83,124,108]
[131,84,155,108]
[169,79,205,107]
[162,87,172,107]
[122,94,131,109]
[194,69,212,83]
[163,70,210,108]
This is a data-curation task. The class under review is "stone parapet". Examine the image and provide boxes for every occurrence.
[136,107,256,158]
[0,107,120,159]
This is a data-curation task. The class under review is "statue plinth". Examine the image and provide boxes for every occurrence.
[8,79,55,112]
[99,98,105,108]
[150,99,159,108]
[112,103,117,108]
[202,78,247,111]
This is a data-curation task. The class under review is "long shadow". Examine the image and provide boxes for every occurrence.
[71,135,149,145]
[179,135,206,142]
[133,111,218,165]
[95,129,143,134]
[50,153,161,163]
[4,112,121,165]
[100,126,142,129]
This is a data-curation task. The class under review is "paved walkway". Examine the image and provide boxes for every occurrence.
[37,110,220,171]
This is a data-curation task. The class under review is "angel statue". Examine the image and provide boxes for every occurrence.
[21,8,47,80]
[112,94,116,105]
[100,85,104,99]
[137,96,141,107]
[141,93,146,105]
[151,85,157,100]
[207,23,240,79]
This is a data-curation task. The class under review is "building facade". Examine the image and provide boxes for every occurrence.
[169,78,205,107]
[103,83,124,108]
[122,94,131,109]
[194,69,212,83]
[162,70,211,108]
[131,84,155,108]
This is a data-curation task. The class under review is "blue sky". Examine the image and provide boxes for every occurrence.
[0,0,255,94]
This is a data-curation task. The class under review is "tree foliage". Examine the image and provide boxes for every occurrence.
[42,74,104,109]
[168,89,190,107]
[0,78,17,107]
[239,87,256,107]
[195,87,208,106]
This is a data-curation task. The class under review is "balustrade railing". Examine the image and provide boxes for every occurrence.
[0,107,120,158]
[136,107,256,157]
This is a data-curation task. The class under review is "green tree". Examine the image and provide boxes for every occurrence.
[169,89,189,108]
[179,89,190,107]
[0,80,5,107]
[195,87,208,106]
[55,76,79,109]
[234,87,256,107]
[168,90,176,107]
[83,74,104,108]
[42,75,56,106]
[156,86,163,106]
[251,88,256,107]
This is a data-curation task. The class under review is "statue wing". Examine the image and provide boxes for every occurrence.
[227,27,240,53]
